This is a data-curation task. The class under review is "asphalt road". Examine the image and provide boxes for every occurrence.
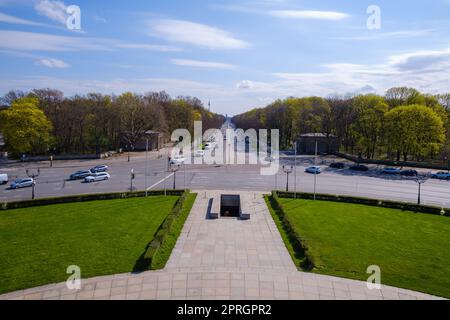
[2,148,450,207]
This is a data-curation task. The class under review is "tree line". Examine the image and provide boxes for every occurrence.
[0,89,224,157]
[232,87,450,163]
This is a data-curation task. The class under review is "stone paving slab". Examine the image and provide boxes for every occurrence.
[0,190,445,300]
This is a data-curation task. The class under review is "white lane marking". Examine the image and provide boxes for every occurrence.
[146,173,175,191]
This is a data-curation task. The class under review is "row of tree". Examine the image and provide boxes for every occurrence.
[0,89,224,157]
[232,87,450,162]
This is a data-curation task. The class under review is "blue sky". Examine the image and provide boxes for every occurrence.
[0,0,450,115]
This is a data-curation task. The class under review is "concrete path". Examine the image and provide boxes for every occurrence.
[0,191,444,300]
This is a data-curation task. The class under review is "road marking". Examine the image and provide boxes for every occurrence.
[146,173,175,191]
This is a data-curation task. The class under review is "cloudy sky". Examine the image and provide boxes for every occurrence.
[0,0,450,115]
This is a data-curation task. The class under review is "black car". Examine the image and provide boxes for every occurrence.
[400,170,418,176]
[330,162,345,169]
[69,170,92,180]
[90,165,109,173]
[349,164,369,172]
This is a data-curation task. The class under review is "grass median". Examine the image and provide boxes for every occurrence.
[266,196,450,298]
[0,195,194,294]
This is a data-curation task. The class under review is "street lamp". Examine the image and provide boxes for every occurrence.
[415,174,429,205]
[130,168,135,192]
[170,165,180,190]
[26,168,40,200]
[283,165,293,192]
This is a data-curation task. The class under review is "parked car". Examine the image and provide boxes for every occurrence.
[329,162,345,169]
[349,164,369,172]
[305,166,322,174]
[69,170,92,180]
[431,172,450,180]
[90,165,109,173]
[10,178,34,189]
[195,150,205,157]
[84,172,110,183]
[382,167,401,174]
[400,170,418,177]
[169,155,186,165]
[0,173,8,185]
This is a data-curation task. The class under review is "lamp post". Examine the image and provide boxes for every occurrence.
[294,143,297,198]
[170,165,180,190]
[415,174,429,205]
[283,165,293,192]
[314,141,318,199]
[145,139,148,197]
[130,168,135,192]
[26,168,40,200]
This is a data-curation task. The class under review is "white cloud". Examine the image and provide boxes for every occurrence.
[0,30,184,53]
[35,58,68,68]
[236,80,254,89]
[0,30,107,51]
[269,10,350,20]
[0,12,46,26]
[116,43,182,52]
[171,59,236,70]
[35,0,67,25]
[336,30,434,41]
[150,19,250,49]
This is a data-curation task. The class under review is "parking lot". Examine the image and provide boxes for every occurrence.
[2,150,450,207]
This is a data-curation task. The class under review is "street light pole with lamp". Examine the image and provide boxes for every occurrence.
[283,165,293,192]
[415,174,429,205]
[26,168,40,200]
[170,165,180,190]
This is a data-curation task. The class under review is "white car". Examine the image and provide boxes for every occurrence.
[194,150,205,157]
[10,178,34,189]
[84,172,110,183]
[0,173,8,185]
[305,166,322,174]
[169,155,186,165]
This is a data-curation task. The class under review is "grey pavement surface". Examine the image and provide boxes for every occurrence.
[0,191,444,300]
[2,149,450,207]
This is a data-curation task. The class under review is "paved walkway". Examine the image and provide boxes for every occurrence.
[0,191,444,300]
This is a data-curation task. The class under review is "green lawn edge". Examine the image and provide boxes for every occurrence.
[264,195,450,299]
[150,193,197,270]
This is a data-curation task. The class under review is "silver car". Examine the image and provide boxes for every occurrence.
[84,172,110,183]
[10,178,34,189]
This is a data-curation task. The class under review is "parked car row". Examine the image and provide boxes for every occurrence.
[69,165,110,183]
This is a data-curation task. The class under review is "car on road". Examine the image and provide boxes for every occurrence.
[169,155,186,165]
[194,150,205,157]
[400,170,418,177]
[0,173,8,185]
[305,166,322,174]
[90,165,109,173]
[329,162,345,169]
[431,172,450,180]
[382,167,401,174]
[349,164,369,172]
[10,178,34,189]
[84,172,110,183]
[69,170,92,180]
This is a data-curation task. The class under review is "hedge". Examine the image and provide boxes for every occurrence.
[139,190,190,270]
[0,190,186,211]
[269,192,314,270]
[275,191,449,217]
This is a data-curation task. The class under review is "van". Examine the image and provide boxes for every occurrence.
[0,173,9,185]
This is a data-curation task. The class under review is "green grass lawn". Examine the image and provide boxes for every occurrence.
[266,197,450,298]
[0,196,180,294]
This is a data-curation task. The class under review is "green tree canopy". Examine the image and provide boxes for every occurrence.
[0,97,53,156]
[385,104,445,161]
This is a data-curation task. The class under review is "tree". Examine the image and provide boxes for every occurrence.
[385,87,425,108]
[352,94,388,159]
[385,105,445,161]
[0,98,53,156]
